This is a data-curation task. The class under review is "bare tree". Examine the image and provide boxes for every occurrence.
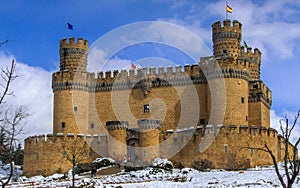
[0,60,17,106]
[0,106,29,188]
[251,110,300,188]
[61,136,89,188]
[0,44,29,187]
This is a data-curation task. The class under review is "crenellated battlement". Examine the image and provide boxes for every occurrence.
[249,80,272,107]
[59,37,88,72]
[106,121,128,130]
[138,119,162,129]
[60,37,88,50]
[52,60,257,93]
[24,133,108,146]
[240,47,261,65]
[212,20,242,39]
[167,124,278,138]
[212,20,242,60]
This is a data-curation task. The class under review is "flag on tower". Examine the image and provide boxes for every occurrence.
[131,63,136,69]
[226,5,232,13]
[244,41,249,48]
[67,22,74,30]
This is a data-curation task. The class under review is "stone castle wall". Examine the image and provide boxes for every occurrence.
[23,134,105,177]
[23,125,292,176]
[23,20,295,177]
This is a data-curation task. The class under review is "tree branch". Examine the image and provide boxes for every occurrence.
[0,59,17,105]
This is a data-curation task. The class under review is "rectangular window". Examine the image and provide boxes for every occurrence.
[241,97,245,103]
[144,104,150,113]
[200,119,205,125]
[250,148,254,157]
[224,145,228,153]
[61,122,66,129]
[74,106,78,112]
[246,116,248,122]
[90,123,94,129]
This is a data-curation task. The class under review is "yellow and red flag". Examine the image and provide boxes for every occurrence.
[226,5,232,13]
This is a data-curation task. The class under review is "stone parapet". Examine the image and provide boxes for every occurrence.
[138,119,161,129]
[106,121,128,130]
[249,80,272,107]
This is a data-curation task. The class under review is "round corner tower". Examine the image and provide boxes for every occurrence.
[212,19,242,59]
[209,20,249,128]
[106,121,128,160]
[52,38,90,135]
[59,37,88,72]
[138,119,160,161]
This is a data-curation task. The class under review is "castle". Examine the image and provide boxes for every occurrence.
[23,19,293,176]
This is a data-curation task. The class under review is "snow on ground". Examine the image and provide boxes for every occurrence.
[1,159,300,187]
[4,166,300,187]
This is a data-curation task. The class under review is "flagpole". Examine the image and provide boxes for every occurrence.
[225,0,228,20]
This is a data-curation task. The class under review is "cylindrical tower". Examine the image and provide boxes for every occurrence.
[138,119,160,161]
[106,121,128,161]
[212,20,242,58]
[59,37,88,71]
[52,38,89,135]
[207,20,249,128]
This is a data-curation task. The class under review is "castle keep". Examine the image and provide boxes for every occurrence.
[24,20,291,176]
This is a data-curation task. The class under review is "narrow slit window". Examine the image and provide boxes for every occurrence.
[241,97,245,103]
[224,145,228,153]
[144,104,150,113]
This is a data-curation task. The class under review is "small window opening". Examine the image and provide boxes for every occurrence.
[200,119,205,125]
[74,106,78,112]
[144,104,150,113]
[241,97,245,103]
[61,122,66,129]
[250,148,254,157]
[90,123,94,129]
[224,145,228,153]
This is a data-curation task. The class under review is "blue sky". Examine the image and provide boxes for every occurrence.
[0,0,300,140]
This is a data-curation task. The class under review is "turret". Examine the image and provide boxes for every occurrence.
[207,20,249,128]
[52,38,90,135]
[138,119,160,161]
[59,37,88,72]
[212,20,242,59]
[106,121,128,160]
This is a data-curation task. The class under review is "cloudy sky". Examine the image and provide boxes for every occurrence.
[0,0,299,143]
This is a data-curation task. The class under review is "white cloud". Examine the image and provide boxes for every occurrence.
[0,53,53,144]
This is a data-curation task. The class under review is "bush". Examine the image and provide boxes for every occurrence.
[223,154,250,171]
[75,157,115,174]
[92,158,115,169]
[192,159,214,172]
[151,158,173,170]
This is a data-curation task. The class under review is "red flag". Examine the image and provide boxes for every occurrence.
[131,63,136,69]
